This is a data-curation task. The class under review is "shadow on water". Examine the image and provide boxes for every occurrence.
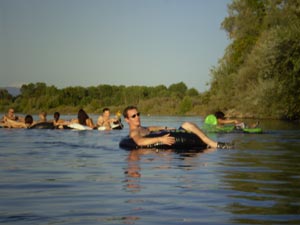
[215,120,300,224]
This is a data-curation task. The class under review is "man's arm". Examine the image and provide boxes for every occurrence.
[130,129,175,146]
[218,118,240,125]
[147,126,176,131]
[4,118,27,128]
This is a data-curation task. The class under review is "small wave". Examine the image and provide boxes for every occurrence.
[0,213,50,223]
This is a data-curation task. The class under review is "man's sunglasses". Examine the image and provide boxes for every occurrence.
[130,112,140,118]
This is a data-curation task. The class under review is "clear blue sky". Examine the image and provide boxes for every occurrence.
[1,0,230,92]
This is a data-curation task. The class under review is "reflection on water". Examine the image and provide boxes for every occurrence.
[123,148,217,193]
[124,149,142,193]
[0,117,300,224]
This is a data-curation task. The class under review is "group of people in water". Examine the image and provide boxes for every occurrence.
[1,106,258,149]
[0,107,122,130]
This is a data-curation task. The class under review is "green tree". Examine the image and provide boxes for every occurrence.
[1,81,204,115]
[186,88,199,97]
[209,0,300,119]
[168,82,188,99]
[221,0,265,70]
[179,96,193,114]
[0,89,13,111]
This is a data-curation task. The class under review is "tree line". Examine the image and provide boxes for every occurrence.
[0,82,209,116]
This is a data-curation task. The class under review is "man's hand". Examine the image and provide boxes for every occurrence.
[159,133,175,145]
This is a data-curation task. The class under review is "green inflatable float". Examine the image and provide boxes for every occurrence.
[203,114,262,133]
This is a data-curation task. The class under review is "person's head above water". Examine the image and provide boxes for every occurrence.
[214,111,225,119]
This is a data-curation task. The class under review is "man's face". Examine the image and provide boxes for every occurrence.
[125,109,141,127]
[8,109,15,118]
[103,110,110,118]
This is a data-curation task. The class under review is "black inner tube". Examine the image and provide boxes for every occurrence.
[29,122,55,129]
[119,130,207,150]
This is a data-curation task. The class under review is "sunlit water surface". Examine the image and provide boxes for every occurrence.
[0,116,300,225]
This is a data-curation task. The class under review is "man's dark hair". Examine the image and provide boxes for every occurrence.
[78,109,89,125]
[123,106,137,118]
[214,111,225,119]
[25,115,33,125]
[54,112,60,122]
[102,107,110,112]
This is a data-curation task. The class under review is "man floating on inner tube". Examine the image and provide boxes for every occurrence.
[214,111,259,129]
[122,106,233,149]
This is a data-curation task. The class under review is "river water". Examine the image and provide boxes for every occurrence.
[0,115,300,225]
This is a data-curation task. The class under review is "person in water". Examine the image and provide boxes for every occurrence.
[123,106,232,149]
[3,115,35,128]
[38,111,47,122]
[72,108,95,129]
[53,111,70,128]
[215,111,258,129]
[97,108,120,130]
[1,108,23,123]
